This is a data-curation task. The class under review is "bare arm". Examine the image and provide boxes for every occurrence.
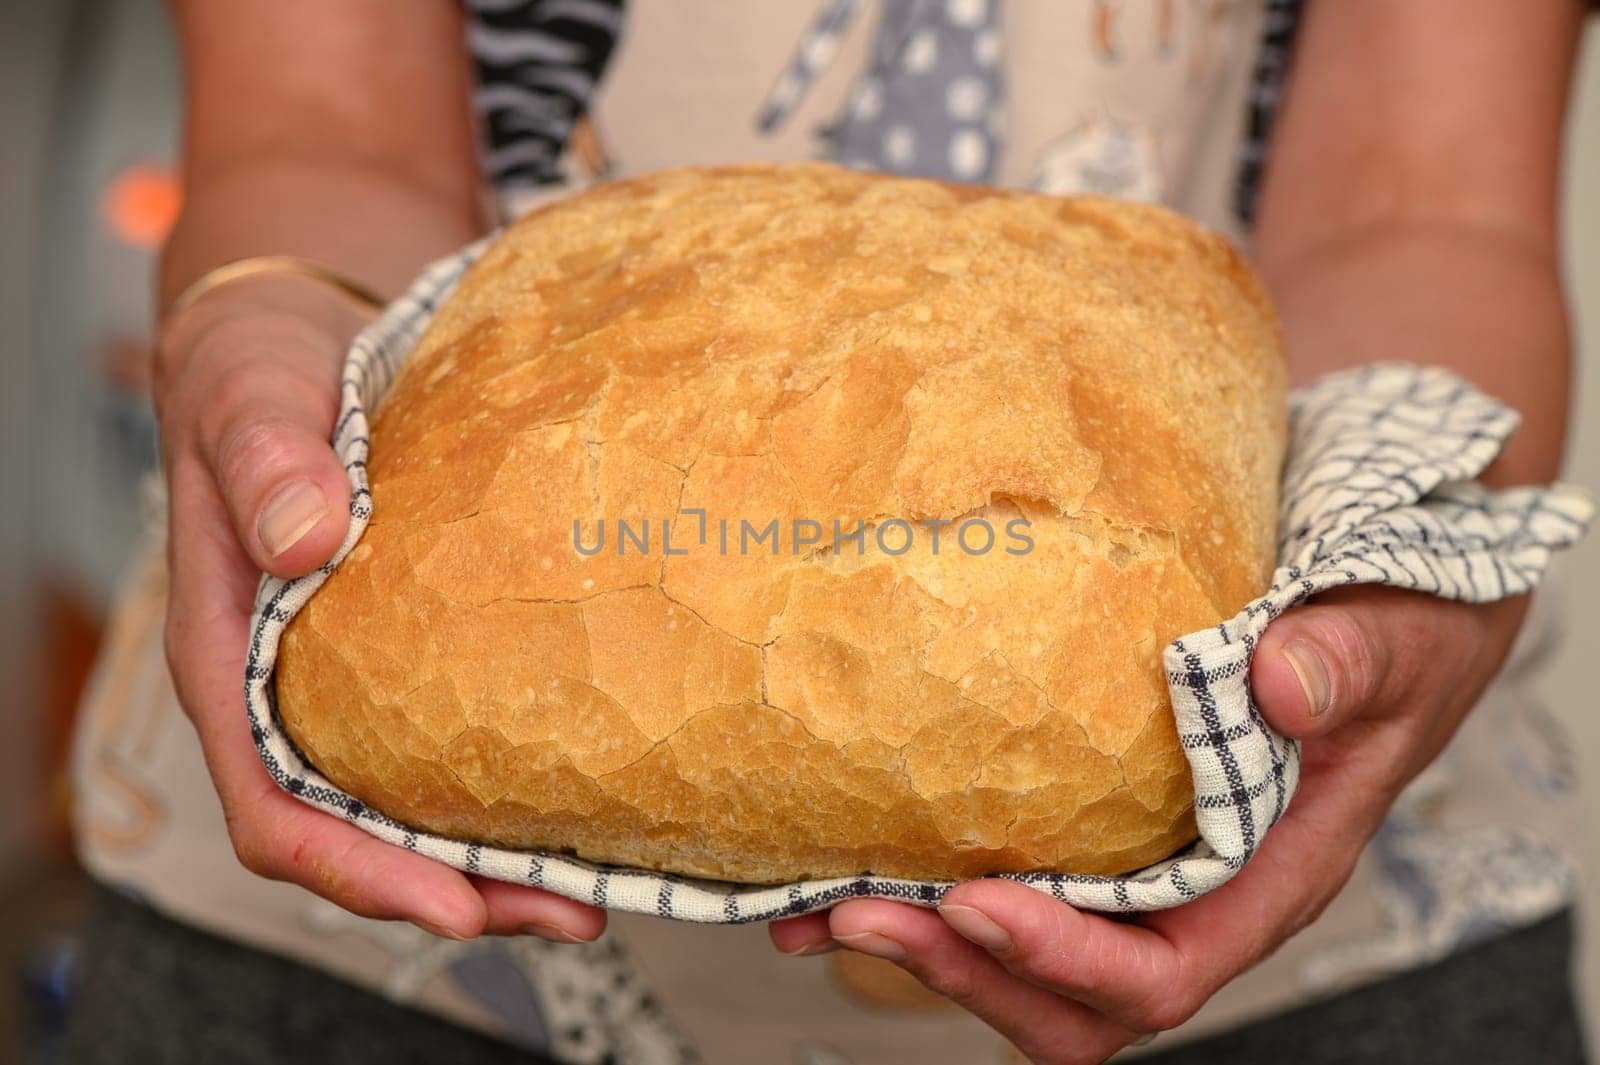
[163,0,487,304]
[1254,0,1584,486]
[156,1,602,941]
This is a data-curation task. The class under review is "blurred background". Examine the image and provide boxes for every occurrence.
[0,3,1595,1063]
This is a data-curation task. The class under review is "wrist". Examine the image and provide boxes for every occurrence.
[156,270,376,397]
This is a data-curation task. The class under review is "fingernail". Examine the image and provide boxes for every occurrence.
[835,931,908,963]
[524,921,588,943]
[259,479,328,557]
[1131,1033,1157,1047]
[780,939,840,957]
[415,920,471,941]
[938,904,1012,953]
[1282,639,1332,717]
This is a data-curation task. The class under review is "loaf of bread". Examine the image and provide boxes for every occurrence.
[276,163,1287,883]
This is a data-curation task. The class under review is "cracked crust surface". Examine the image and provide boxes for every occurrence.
[275,163,1287,882]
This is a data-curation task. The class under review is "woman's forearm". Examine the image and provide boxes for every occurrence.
[1258,219,1572,488]
[161,0,488,310]
[1249,1,1582,490]
[161,155,488,309]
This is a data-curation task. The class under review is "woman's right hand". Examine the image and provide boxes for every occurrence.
[153,278,607,943]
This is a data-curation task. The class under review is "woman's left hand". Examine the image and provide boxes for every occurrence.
[770,586,1528,1064]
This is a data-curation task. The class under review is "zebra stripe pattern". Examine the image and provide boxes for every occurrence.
[466,0,626,187]
[1234,0,1304,223]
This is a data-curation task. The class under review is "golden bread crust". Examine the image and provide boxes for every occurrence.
[276,163,1286,882]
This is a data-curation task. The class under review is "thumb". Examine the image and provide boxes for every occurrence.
[1250,590,1397,740]
[193,317,353,579]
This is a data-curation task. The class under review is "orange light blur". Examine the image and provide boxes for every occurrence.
[101,164,182,250]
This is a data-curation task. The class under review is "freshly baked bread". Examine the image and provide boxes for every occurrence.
[276,163,1287,883]
[830,952,959,1012]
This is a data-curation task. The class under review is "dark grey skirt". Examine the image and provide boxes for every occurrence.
[1141,910,1589,1065]
[65,882,1588,1065]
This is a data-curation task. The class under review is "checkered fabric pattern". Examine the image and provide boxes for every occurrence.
[244,239,1593,922]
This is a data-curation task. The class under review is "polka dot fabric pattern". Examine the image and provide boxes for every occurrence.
[757,0,1005,183]
[244,238,1593,923]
